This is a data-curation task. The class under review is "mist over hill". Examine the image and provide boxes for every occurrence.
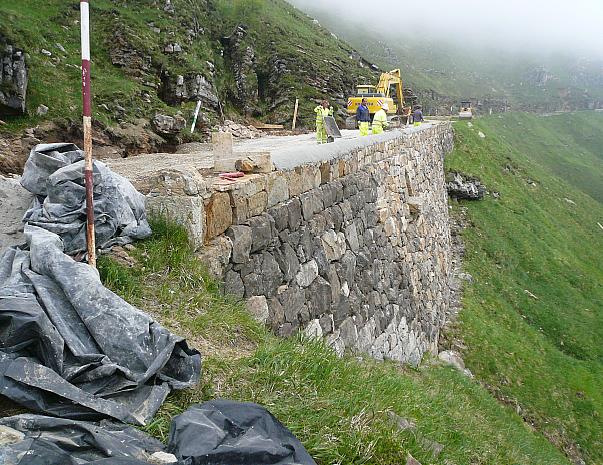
[288,0,603,114]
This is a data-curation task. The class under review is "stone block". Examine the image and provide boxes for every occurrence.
[273,242,300,282]
[407,196,424,214]
[326,331,345,357]
[146,195,204,250]
[300,190,322,221]
[246,296,269,324]
[287,167,304,197]
[301,165,321,192]
[204,192,232,242]
[339,317,358,349]
[306,276,332,318]
[320,161,332,184]
[229,191,249,224]
[225,225,252,263]
[212,131,233,158]
[243,272,263,298]
[266,172,290,207]
[304,319,323,339]
[344,223,360,253]
[319,314,334,334]
[268,203,289,231]
[287,198,302,231]
[246,214,273,253]
[296,259,319,288]
[196,236,232,278]
[268,297,285,331]
[279,285,306,323]
[320,230,346,262]
[235,152,273,173]
[261,252,284,297]
[224,270,244,298]
[247,190,268,217]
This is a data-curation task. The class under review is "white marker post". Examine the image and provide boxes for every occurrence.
[80,0,96,267]
[191,100,202,133]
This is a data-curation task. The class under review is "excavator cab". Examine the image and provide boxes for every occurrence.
[346,69,404,129]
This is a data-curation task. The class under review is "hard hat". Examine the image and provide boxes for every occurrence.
[382,103,389,111]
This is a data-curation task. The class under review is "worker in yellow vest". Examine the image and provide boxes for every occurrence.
[372,103,389,135]
[356,98,371,136]
[314,99,333,144]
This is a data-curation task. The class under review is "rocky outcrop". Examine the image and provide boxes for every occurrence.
[109,28,152,77]
[0,37,28,116]
[446,172,486,200]
[159,71,219,109]
[152,113,186,136]
[221,25,258,115]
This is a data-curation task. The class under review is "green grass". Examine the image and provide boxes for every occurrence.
[0,0,375,133]
[445,111,603,463]
[99,217,572,465]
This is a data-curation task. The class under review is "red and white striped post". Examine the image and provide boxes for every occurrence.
[80,0,96,267]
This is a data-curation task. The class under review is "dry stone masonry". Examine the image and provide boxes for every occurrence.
[113,123,454,365]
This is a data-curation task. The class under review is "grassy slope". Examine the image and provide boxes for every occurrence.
[446,111,603,463]
[0,0,375,132]
[99,218,570,465]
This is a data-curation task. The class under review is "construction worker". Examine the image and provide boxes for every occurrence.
[314,99,333,144]
[413,105,424,126]
[356,98,371,136]
[372,103,389,135]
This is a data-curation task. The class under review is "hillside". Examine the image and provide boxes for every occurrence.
[96,221,572,465]
[0,0,375,136]
[446,111,603,464]
[287,1,603,115]
[90,111,603,465]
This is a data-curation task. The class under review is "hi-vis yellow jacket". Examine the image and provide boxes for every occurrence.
[372,109,389,134]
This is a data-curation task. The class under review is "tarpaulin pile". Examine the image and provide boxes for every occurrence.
[0,144,316,464]
[0,400,316,464]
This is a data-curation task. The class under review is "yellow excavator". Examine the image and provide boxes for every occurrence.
[346,69,407,129]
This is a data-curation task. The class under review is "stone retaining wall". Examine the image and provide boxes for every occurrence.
[125,123,453,365]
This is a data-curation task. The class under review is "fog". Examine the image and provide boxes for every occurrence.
[287,0,603,58]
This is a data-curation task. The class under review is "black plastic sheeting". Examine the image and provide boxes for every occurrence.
[20,143,151,255]
[0,225,201,425]
[168,400,316,464]
[0,144,200,425]
[0,414,164,464]
[0,401,317,465]
[0,143,316,464]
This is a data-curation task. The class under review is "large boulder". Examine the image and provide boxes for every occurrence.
[159,71,219,109]
[151,113,186,135]
[0,38,28,116]
[446,172,486,200]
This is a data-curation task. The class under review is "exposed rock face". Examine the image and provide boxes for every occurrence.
[109,28,152,77]
[0,38,28,116]
[446,172,486,200]
[152,113,186,135]
[221,25,258,114]
[160,71,219,109]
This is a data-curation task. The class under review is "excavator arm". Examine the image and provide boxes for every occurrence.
[376,69,404,114]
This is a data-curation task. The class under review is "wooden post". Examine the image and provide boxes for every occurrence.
[291,98,299,130]
[191,100,202,133]
[80,0,96,267]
